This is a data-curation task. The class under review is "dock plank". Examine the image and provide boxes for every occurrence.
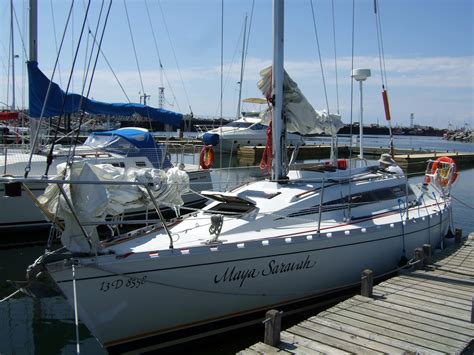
[280,331,351,355]
[387,276,474,299]
[375,282,471,309]
[351,295,474,332]
[372,289,471,319]
[238,239,474,354]
[297,319,405,354]
[287,324,384,354]
[305,316,449,354]
[319,305,468,350]
[249,342,290,354]
[326,297,473,340]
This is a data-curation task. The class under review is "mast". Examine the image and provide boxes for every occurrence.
[236,15,248,120]
[28,0,39,153]
[29,0,38,62]
[10,0,16,110]
[271,0,285,181]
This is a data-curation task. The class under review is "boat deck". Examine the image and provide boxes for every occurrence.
[238,235,474,354]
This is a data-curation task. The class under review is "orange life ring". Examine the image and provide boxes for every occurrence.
[199,145,214,169]
[429,156,458,187]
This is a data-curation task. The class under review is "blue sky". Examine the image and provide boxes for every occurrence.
[1,0,473,129]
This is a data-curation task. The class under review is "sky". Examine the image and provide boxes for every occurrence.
[1,0,473,129]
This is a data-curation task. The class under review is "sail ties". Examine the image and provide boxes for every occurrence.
[260,120,273,174]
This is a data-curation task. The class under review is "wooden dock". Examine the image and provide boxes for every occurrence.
[237,145,474,174]
[238,235,474,354]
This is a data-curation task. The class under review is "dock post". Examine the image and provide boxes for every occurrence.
[471,297,474,324]
[423,244,432,266]
[414,248,424,270]
[361,269,373,298]
[455,229,463,245]
[264,310,282,347]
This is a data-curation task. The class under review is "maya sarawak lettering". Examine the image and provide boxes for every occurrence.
[214,255,316,287]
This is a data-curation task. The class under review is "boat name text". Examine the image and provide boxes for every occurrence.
[214,255,316,287]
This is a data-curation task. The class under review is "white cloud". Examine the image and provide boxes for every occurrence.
[1,55,472,128]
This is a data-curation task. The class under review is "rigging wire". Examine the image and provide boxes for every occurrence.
[89,34,131,103]
[49,0,63,87]
[123,0,145,96]
[346,0,356,219]
[242,0,255,81]
[81,0,130,103]
[25,0,76,177]
[43,0,92,177]
[309,0,336,163]
[214,16,247,117]
[374,0,394,156]
[219,0,224,168]
[144,0,165,96]
[68,0,112,164]
[69,0,113,163]
[156,0,193,114]
[331,0,339,114]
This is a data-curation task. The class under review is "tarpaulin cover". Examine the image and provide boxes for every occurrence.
[27,61,183,126]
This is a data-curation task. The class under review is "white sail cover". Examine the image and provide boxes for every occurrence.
[38,162,189,253]
[257,66,343,135]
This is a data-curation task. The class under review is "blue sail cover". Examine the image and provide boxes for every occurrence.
[27,61,183,126]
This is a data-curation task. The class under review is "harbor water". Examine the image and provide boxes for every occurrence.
[1,135,473,354]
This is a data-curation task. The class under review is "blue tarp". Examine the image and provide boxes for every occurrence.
[27,61,183,126]
[86,128,172,169]
[91,127,157,149]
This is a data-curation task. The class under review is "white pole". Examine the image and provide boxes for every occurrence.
[359,80,364,160]
[351,69,370,162]
[272,0,285,181]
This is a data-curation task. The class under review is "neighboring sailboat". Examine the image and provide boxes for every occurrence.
[200,102,305,153]
[8,0,457,352]
[0,2,212,235]
[0,127,212,233]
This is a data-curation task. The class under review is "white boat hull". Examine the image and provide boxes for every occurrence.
[46,206,448,348]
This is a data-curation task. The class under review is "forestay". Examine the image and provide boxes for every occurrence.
[38,162,189,253]
[257,65,343,135]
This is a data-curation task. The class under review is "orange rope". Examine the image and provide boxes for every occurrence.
[260,120,272,174]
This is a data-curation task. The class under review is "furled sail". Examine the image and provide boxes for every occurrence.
[38,162,189,253]
[257,66,343,135]
[27,61,182,126]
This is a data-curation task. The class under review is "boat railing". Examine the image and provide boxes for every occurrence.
[160,143,208,167]
[0,168,437,249]
[0,175,177,249]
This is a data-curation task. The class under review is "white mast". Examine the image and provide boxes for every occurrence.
[271,0,285,181]
[236,15,248,120]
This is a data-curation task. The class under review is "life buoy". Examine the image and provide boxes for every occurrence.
[199,145,214,169]
[429,156,458,187]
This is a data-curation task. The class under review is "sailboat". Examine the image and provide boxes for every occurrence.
[8,0,457,351]
[0,2,212,235]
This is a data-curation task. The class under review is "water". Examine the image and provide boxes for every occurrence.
[1,135,473,354]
